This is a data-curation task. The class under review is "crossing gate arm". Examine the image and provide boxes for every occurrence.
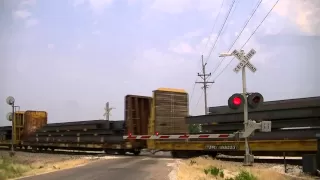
[123,133,235,140]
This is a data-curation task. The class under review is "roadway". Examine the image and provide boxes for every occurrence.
[17,154,176,180]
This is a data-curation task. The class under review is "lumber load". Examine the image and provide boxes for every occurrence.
[154,88,189,134]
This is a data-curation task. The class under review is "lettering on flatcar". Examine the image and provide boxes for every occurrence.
[205,145,237,150]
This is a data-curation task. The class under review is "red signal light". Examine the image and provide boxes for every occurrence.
[233,97,242,105]
[155,132,159,136]
[128,132,132,136]
[228,93,244,110]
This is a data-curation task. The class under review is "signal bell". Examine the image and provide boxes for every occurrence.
[228,93,245,110]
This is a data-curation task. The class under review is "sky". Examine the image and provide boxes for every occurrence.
[0,0,319,125]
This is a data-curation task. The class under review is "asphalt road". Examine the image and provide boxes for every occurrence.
[18,155,176,180]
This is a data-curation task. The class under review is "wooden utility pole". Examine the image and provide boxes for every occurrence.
[196,55,214,115]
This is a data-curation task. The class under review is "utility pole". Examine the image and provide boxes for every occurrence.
[104,102,115,120]
[196,55,214,115]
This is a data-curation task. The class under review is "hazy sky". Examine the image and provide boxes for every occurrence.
[1,0,319,125]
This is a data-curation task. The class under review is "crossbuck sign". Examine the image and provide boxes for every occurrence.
[232,49,257,73]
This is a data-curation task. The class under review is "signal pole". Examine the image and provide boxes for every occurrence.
[196,55,214,115]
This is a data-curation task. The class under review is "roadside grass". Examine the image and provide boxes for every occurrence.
[0,155,31,180]
[203,165,257,180]
[177,156,304,180]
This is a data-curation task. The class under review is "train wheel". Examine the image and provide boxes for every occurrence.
[31,147,37,152]
[104,149,114,154]
[117,150,126,155]
[171,151,179,158]
[133,150,141,156]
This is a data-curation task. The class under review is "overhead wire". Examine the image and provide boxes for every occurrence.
[210,0,263,79]
[189,0,225,106]
[203,0,237,65]
[194,0,237,110]
[213,0,280,81]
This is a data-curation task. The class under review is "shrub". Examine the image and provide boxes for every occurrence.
[203,166,224,178]
[234,170,258,180]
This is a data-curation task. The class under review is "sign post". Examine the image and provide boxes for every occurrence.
[232,49,257,166]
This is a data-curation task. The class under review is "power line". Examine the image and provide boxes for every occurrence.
[195,91,204,110]
[204,0,237,65]
[194,0,237,111]
[189,0,225,106]
[201,0,226,55]
[210,0,263,77]
[213,0,280,81]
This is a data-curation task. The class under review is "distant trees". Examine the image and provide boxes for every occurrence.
[188,124,200,134]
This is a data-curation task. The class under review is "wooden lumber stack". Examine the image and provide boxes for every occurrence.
[154,89,189,134]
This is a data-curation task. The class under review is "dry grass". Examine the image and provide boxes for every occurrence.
[0,155,31,180]
[176,156,314,180]
[0,151,101,180]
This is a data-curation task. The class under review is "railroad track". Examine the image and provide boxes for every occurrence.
[0,148,303,166]
[216,156,301,165]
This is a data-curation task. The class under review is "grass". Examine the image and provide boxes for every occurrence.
[0,155,30,180]
[203,165,258,180]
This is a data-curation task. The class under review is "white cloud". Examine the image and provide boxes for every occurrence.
[92,30,101,35]
[131,48,195,84]
[127,0,137,6]
[13,10,32,19]
[25,18,39,27]
[47,44,55,49]
[73,0,85,6]
[73,0,114,14]
[76,43,83,49]
[264,0,320,35]
[169,42,195,54]
[19,0,37,7]
[13,0,39,28]
[149,0,223,14]
[182,29,204,39]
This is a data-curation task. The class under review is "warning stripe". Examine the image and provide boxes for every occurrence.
[123,133,234,140]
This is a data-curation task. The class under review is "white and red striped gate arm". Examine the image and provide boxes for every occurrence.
[123,133,235,140]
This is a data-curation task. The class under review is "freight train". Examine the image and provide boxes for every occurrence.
[0,88,320,159]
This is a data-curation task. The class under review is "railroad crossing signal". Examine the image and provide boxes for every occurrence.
[228,93,245,110]
[228,92,264,110]
[232,49,257,73]
[6,96,15,106]
[219,48,264,166]
[6,112,13,121]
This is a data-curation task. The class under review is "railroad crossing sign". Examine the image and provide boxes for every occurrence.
[103,102,115,120]
[232,49,257,73]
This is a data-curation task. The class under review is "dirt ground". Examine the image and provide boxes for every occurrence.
[175,156,315,180]
[0,150,116,180]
